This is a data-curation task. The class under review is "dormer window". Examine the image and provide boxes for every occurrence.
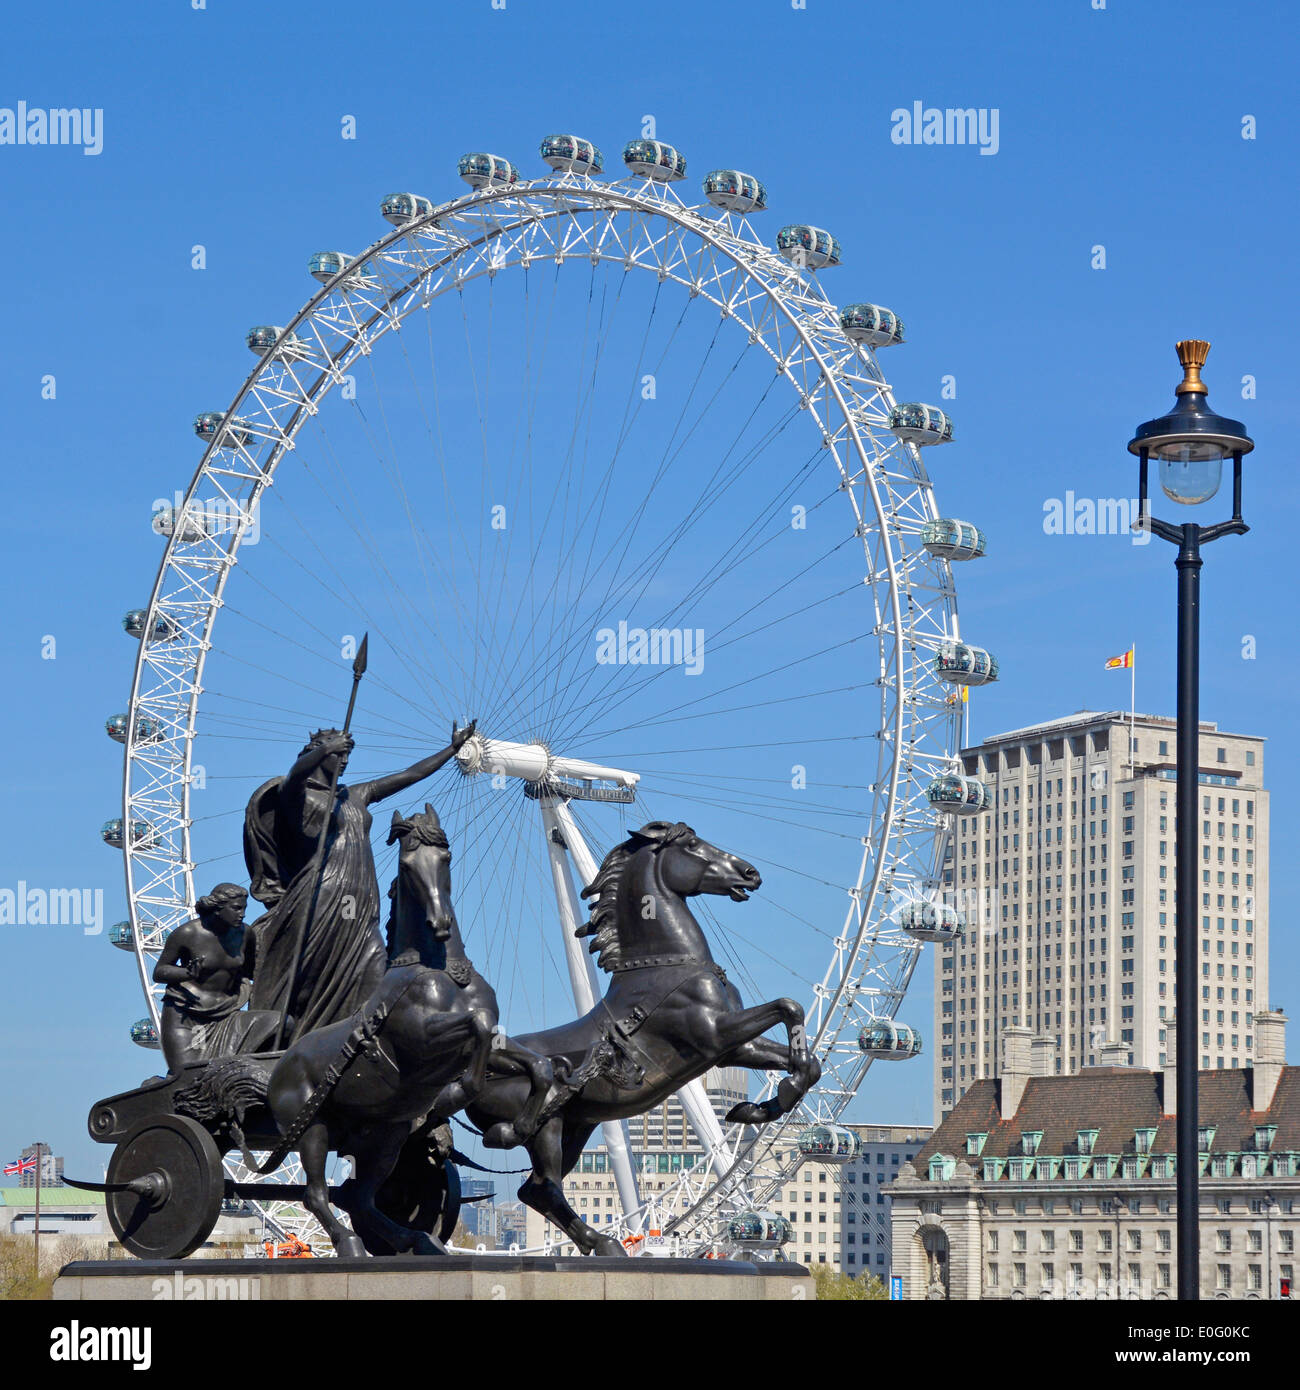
[1077,1129,1099,1156]
[1134,1127,1157,1155]
[966,1132,988,1157]
[928,1154,956,1181]
[1198,1125,1217,1152]
[1021,1130,1043,1156]
[1255,1124,1278,1153]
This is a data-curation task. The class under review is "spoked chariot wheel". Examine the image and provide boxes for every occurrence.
[105,132,998,1254]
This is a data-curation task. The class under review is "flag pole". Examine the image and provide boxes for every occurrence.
[33,1144,41,1280]
[1130,642,1136,769]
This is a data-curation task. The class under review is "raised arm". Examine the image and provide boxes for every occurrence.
[361,720,476,806]
[283,737,342,799]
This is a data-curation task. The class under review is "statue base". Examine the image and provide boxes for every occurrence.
[54,1254,814,1302]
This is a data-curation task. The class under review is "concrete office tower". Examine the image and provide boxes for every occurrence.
[935,710,1267,1117]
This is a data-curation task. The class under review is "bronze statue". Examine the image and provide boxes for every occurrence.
[79,640,822,1266]
[152,883,279,1073]
[241,720,476,1042]
[463,820,822,1255]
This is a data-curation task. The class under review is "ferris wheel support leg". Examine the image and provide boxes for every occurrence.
[550,802,736,1184]
[539,797,643,1229]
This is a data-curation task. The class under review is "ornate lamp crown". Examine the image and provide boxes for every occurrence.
[1174,339,1211,395]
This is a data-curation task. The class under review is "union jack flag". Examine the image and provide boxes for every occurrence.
[3,1155,37,1176]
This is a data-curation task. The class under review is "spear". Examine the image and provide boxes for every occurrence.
[273,634,368,1049]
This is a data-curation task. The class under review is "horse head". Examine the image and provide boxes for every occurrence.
[387,805,455,944]
[578,821,760,971]
[629,821,761,902]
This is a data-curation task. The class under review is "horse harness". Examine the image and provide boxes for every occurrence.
[597,957,730,1093]
[244,957,476,1174]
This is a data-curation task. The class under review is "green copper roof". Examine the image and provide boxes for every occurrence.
[0,1186,105,1208]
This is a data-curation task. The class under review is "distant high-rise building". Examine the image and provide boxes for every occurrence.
[458,1179,497,1241]
[496,1201,528,1251]
[935,710,1268,1118]
[624,1067,748,1149]
[19,1142,62,1189]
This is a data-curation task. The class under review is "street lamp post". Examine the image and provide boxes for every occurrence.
[1129,340,1254,1303]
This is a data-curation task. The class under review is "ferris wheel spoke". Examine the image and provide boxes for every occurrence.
[558,544,857,745]
[514,305,731,722]
[546,441,834,745]
[504,435,816,751]
[335,386,495,701]
[274,437,476,707]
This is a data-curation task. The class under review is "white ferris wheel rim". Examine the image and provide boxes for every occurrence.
[116,164,964,1247]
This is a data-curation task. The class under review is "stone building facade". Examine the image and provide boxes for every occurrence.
[893,1011,1297,1299]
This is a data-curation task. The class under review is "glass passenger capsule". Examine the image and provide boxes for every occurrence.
[621,139,686,182]
[122,609,180,643]
[920,518,986,561]
[193,412,255,449]
[308,252,381,289]
[246,325,308,359]
[900,900,965,944]
[857,1019,923,1059]
[101,818,157,850]
[926,773,993,816]
[380,192,434,227]
[151,503,209,544]
[775,225,841,270]
[309,251,347,283]
[935,640,999,686]
[130,1018,160,1049]
[457,152,520,190]
[105,713,164,745]
[727,1211,792,1247]
[539,134,603,176]
[109,921,134,951]
[702,169,767,214]
[890,403,953,446]
[796,1125,861,1163]
[839,303,905,347]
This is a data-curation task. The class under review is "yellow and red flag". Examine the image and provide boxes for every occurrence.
[1105,647,1134,670]
[944,686,969,705]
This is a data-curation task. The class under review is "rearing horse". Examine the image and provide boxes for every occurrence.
[463,820,820,1255]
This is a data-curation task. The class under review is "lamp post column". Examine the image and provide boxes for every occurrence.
[1128,338,1253,1304]
[1174,525,1202,1302]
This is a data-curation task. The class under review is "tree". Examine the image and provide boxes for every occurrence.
[811,1265,888,1300]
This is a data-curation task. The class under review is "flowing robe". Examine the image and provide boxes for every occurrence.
[243,778,387,1042]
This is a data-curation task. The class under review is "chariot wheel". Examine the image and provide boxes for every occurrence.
[106,133,996,1253]
[105,1114,225,1260]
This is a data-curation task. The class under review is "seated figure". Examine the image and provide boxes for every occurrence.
[152,883,281,1073]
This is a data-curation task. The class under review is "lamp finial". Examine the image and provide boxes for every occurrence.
[1175,339,1211,396]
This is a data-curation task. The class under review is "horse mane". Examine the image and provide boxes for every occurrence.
[578,821,693,973]
[388,811,449,851]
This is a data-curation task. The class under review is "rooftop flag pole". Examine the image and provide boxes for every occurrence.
[1131,642,1136,769]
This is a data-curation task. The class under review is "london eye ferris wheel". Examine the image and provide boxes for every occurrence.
[103,131,998,1252]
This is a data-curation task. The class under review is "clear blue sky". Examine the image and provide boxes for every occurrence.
[1,0,1297,1182]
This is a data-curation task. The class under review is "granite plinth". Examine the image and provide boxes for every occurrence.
[54,1254,814,1301]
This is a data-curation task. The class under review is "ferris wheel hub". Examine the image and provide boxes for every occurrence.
[455,733,639,803]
